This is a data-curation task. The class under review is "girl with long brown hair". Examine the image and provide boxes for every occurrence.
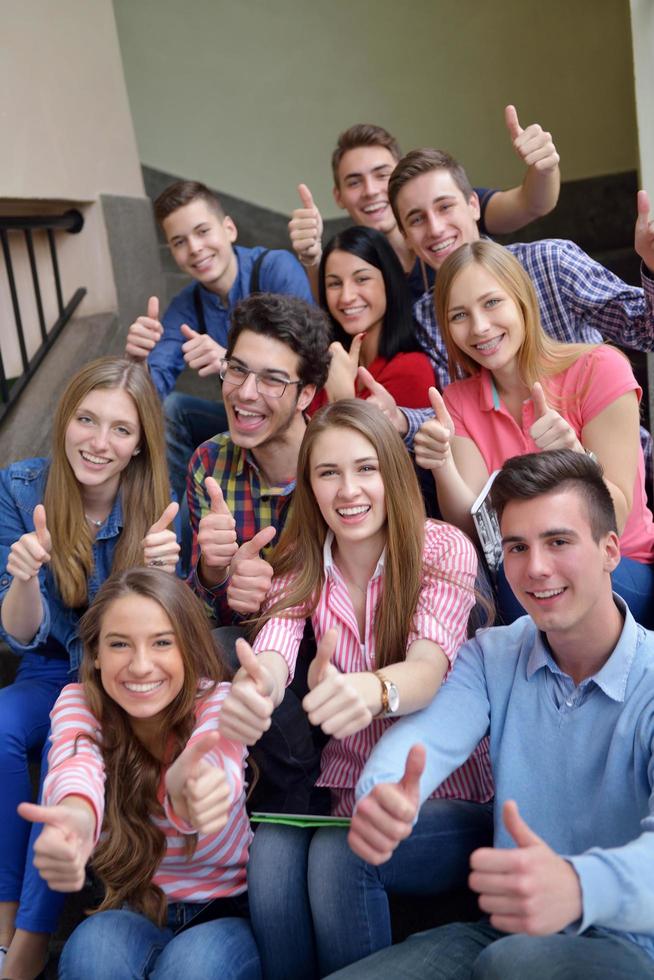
[19,568,260,980]
[416,239,654,625]
[0,357,179,979]
[219,400,492,978]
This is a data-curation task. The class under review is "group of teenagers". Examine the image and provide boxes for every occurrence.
[1,110,654,980]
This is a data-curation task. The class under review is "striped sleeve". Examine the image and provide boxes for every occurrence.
[43,683,106,845]
[251,572,307,681]
[407,521,478,662]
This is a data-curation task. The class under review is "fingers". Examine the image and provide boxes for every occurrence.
[180,329,225,375]
[347,783,416,865]
[298,183,315,209]
[185,768,231,834]
[348,332,366,366]
[18,801,69,828]
[357,365,385,399]
[180,323,199,341]
[179,731,222,779]
[7,524,51,580]
[307,627,339,689]
[530,382,548,420]
[504,104,522,140]
[148,501,179,534]
[235,638,272,695]
[143,501,180,571]
[206,477,233,517]
[227,556,273,614]
[236,524,276,560]
[125,304,163,360]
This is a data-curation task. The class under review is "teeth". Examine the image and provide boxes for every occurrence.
[363,203,386,213]
[429,238,456,253]
[531,588,565,599]
[475,337,503,352]
[337,505,370,516]
[341,306,367,315]
[124,681,164,693]
[235,409,264,418]
[81,451,110,464]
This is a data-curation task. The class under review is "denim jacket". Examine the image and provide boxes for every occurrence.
[0,458,123,673]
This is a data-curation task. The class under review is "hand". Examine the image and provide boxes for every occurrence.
[505,106,560,174]
[357,367,407,434]
[143,501,180,573]
[125,296,163,361]
[635,189,654,274]
[303,630,375,738]
[165,731,232,835]
[469,800,582,934]
[219,639,276,745]
[288,184,324,268]
[18,800,96,892]
[348,745,425,865]
[180,324,226,377]
[7,504,52,581]
[413,388,455,471]
[325,335,365,402]
[529,382,582,452]
[227,525,276,614]
[198,478,239,586]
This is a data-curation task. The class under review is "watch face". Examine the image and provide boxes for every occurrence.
[387,682,400,714]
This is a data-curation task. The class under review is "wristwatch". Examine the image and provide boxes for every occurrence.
[375,672,400,717]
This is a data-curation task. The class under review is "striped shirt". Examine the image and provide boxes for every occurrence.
[187,433,295,622]
[44,683,252,902]
[253,520,493,815]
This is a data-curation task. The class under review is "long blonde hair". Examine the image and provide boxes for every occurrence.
[78,568,226,925]
[257,400,432,668]
[435,241,598,388]
[44,357,170,607]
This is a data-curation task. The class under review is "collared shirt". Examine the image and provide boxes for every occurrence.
[254,520,493,815]
[402,239,654,479]
[0,458,124,672]
[357,598,654,961]
[187,433,295,622]
[148,245,314,399]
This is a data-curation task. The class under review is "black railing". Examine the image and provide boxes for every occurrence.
[0,209,87,421]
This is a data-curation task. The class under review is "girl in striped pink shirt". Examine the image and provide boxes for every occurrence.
[19,569,261,980]
[219,400,492,978]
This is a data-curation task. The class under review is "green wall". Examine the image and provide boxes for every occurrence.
[113,0,638,217]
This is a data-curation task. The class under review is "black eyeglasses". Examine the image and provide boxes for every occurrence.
[219,360,303,398]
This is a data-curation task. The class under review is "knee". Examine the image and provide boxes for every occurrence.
[0,690,39,762]
[248,826,310,904]
[308,828,373,899]
[472,934,541,980]
[59,910,161,980]
[156,921,261,980]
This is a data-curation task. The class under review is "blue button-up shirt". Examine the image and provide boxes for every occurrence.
[357,599,654,961]
[0,458,124,673]
[148,244,314,399]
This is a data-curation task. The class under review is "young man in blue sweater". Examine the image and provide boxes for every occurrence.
[330,449,654,979]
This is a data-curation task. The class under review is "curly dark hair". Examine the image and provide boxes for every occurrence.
[227,292,332,390]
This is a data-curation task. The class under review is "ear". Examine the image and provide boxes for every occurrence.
[602,530,621,574]
[222,215,238,243]
[132,447,141,456]
[468,190,481,222]
[94,657,100,669]
[332,184,346,212]
[297,384,316,412]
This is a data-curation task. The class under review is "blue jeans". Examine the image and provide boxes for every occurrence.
[59,900,261,980]
[247,798,493,979]
[325,920,654,979]
[0,652,69,932]
[496,555,654,629]
[163,391,228,575]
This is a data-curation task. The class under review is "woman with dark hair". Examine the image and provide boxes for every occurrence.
[20,568,260,980]
[313,226,434,410]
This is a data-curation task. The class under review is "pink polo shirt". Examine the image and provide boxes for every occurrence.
[443,345,654,563]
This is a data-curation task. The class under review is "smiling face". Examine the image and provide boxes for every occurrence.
[333,146,398,236]
[396,169,480,270]
[309,427,387,554]
[445,262,525,377]
[501,490,620,637]
[222,329,314,451]
[94,593,185,746]
[162,199,238,296]
[324,250,387,339]
[64,387,141,500]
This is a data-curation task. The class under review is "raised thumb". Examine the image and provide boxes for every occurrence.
[428,387,452,429]
[179,731,221,778]
[206,477,232,517]
[310,628,338,687]
[180,323,198,340]
[33,504,51,549]
[504,104,522,140]
[239,525,276,558]
[503,800,542,848]
[149,501,179,534]
[399,744,426,801]
[18,801,74,831]
[637,189,651,228]
[531,382,549,419]
[147,295,160,320]
[298,183,315,210]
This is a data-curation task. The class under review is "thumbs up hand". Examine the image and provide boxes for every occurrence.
[18,799,96,891]
[505,106,560,174]
[226,525,276,615]
[635,189,654,274]
[357,367,407,434]
[413,388,455,471]
[165,731,231,834]
[303,630,377,739]
[219,638,277,745]
[7,505,52,581]
[143,501,180,573]
[125,296,163,361]
[529,383,582,453]
[180,324,226,377]
[288,183,324,267]
[468,800,582,934]
[198,478,239,587]
[348,745,425,865]
[324,334,366,402]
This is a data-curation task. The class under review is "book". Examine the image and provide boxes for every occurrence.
[250,812,351,829]
[471,470,503,572]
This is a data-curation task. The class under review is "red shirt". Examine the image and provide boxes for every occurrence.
[310,351,435,415]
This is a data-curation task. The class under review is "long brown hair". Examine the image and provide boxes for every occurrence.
[257,400,431,668]
[435,240,599,389]
[78,568,227,925]
[44,357,170,607]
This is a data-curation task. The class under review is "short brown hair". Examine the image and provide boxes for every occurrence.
[153,180,225,225]
[331,124,402,186]
[388,148,474,230]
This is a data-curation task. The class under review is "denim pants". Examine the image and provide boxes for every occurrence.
[58,898,262,980]
[0,652,69,932]
[247,798,493,979]
[325,920,654,980]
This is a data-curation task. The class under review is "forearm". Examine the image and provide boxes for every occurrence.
[251,649,290,707]
[484,166,560,235]
[198,556,230,589]
[1,576,44,644]
[432,459,478,537]
[376,644,449,715]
